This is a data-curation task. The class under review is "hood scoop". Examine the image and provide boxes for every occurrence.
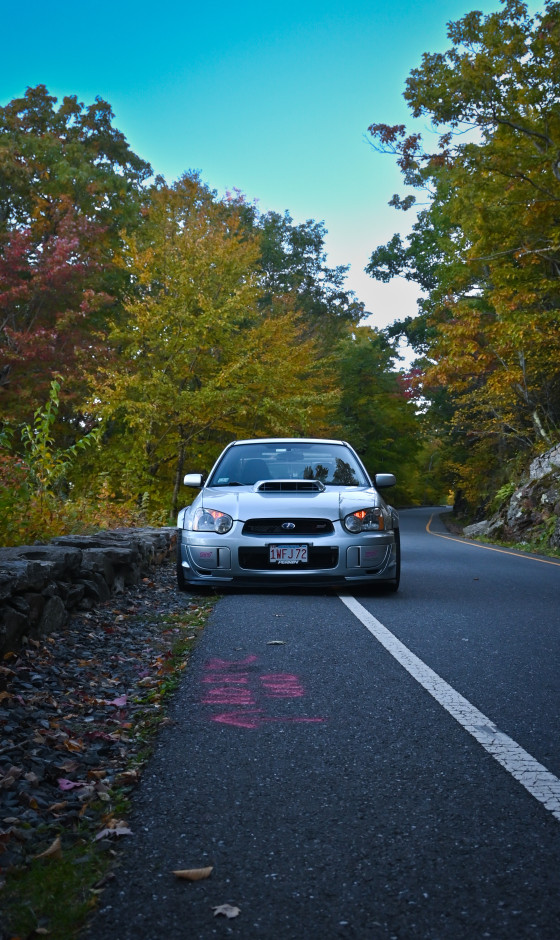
[256,479,326,493]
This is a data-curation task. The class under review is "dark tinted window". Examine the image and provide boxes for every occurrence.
[208,442,369,486]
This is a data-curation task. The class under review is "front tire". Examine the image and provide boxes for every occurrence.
[385,529,401,592]
[176,535,188,592]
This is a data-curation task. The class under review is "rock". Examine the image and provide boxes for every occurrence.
[529,443,560,481]
[463,521,490,538]
[0,527,177,656]
[463,518,506,540]
[0,545,83,578]
[57,582,85,606]
[80,576,112,604]
[0,560,50,600]
[0,605,29,653]
[550,518,560,550]
[38,596,68,635]
[462,443,560,551]
[79,550,116,587]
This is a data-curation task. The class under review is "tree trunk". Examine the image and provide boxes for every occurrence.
[171,442,186,518]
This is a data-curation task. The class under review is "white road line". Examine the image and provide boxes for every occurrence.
[339,594,560,824]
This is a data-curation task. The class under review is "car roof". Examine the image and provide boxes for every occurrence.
[228,438,348,446]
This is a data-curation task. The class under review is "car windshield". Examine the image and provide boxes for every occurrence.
[207,442,370,487]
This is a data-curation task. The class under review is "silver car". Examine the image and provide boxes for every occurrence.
[176,438,400,592]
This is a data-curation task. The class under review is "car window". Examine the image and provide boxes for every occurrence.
[208,443,369,486]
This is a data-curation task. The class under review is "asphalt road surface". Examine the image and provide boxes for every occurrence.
[84,508,560,939]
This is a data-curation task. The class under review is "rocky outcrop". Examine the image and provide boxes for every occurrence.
[0,527,177,655]
[528,442,560,481]
[463,444,560,550]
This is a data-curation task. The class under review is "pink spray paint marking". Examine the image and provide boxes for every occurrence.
[201,656,326,728]
[213,710,326,729]
[206,655,259,670]
[260,674,304,698]
[201,655,258,706]
[202,687,255,706]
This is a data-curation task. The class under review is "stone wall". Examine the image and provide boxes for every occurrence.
[0,527,177,656]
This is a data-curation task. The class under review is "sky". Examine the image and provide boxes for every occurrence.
[1,0,512,343]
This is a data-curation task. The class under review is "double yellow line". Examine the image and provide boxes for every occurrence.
[426,514,560,568]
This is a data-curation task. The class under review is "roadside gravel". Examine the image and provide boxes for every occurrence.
[0,560,212,880]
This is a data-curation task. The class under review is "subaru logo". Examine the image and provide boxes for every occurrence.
[281,522,296,530]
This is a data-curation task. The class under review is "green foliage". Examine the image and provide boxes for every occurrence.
[0,83,433,537]
[490,481,517,513]
[367,0,560,512]
[90,175,338,518]
[331,326,433,505]
[19,379,100,495]
[0,84,151,236]
[0,379,106,545]
[254,209,364,345]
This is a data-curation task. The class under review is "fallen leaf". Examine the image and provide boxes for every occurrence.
[57,759,79,773]
[115,769,139,786]
[95,825,133,840]
[173,866,213,881]
[48,801,68,814]
[35,836,62,860]
[106,694,127,707]
[213,904,241,919]
[58,778,85,791]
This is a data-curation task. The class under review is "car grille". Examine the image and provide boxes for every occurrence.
[242,518,334,536]
[238,547,339,570]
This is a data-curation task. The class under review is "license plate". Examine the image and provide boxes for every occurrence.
[269,544,308,564]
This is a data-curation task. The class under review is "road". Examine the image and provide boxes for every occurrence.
[85,508,560,939]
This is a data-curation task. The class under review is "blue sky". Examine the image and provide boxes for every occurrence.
[2,0,514,337]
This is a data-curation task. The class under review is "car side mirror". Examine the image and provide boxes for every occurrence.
[183,473,205,487]
[375,473,396,488]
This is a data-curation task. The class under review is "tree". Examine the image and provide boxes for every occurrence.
[225,198,364,347]
[90,175,336,518]
[0,85,152,422]
[257,210,364,340]
[332,326,425,504]
[0,85,151,235]
[366,0,560,509]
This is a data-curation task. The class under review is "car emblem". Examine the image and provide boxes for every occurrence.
[281,522,296,530]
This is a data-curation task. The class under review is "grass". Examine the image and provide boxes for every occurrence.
[3,846,111,939]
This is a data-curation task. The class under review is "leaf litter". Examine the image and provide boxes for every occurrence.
[0,560,214,877]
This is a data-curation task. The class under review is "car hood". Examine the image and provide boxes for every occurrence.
[195,483,383,521]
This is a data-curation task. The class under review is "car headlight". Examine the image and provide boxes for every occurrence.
[191,508,233,534]
[343,507,386,533]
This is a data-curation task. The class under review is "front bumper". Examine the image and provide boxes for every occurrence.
[177,525,398,587]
